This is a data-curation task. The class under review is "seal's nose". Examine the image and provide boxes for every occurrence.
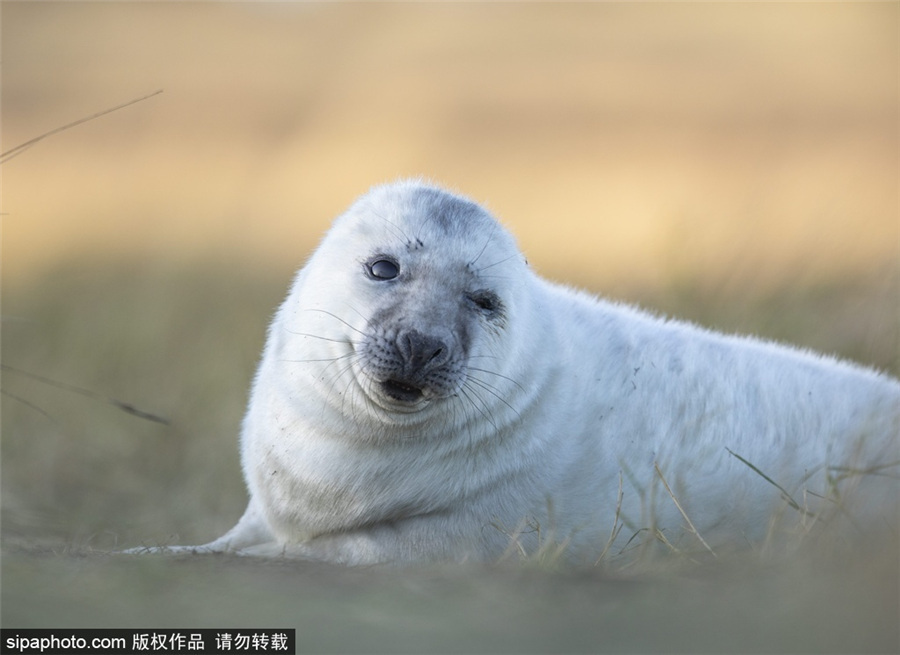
[397,329,449,375]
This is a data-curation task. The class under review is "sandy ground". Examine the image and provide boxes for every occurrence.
[3,536,898,654]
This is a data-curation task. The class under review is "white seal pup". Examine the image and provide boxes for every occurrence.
[133,180,900,564]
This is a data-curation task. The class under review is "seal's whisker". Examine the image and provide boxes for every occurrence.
[471,274,514,282]
[284,351,356,391]
[319,354,363,419]
[468,366,527,394]
[473,252,520,273]
[282,329,349,344]
[301,308,371,337]
[465,375,522,420]
[339,303,373,327]
[458,385,498,433]
[468,222,497,269]
[282,354,352,364]
[338,361,362,421]
[367,204,411,244]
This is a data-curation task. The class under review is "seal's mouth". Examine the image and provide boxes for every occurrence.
[381,379,424,403]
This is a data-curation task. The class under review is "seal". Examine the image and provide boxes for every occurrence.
[131,180,900,564]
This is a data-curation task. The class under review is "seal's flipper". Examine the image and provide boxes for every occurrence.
[123,499,273,555]
[196,499,273,552]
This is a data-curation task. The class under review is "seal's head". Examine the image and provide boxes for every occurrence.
[279,180,529,423]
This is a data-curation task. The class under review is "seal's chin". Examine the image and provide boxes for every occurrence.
[380,379,424,404]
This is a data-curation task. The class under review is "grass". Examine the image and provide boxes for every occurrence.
[653,463,717,559]
[2,257,897,652]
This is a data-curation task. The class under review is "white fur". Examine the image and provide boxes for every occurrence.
[134,181,900,564]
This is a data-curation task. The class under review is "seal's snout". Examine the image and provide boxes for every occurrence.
[382,329,451,402]
[398,329,450,375]
[362,325,465,406]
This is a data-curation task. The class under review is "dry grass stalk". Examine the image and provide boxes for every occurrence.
[654,462,717,558]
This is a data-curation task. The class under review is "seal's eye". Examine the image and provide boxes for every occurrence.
[368,258,400,280]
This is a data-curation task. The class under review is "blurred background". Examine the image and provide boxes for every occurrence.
[2,1,898,552]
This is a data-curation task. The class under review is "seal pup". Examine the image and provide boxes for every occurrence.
[132,180,899,564]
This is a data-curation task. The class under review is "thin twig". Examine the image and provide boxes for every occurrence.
[491,518,526,560]
[595,470,625,565]
[653,527,681,553]
[654,462,717,558]
[1,388,57,424]
[1,89,163,164]
[726,447,812,516]
[1,364,170,425]
[829,461,900,482]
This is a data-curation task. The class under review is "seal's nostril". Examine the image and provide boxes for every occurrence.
[399,329,449,373]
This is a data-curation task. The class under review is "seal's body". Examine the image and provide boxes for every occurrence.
[139,181,900,564]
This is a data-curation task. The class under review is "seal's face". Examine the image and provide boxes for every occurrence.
[289,181,526,419]
[357,245,503,410]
